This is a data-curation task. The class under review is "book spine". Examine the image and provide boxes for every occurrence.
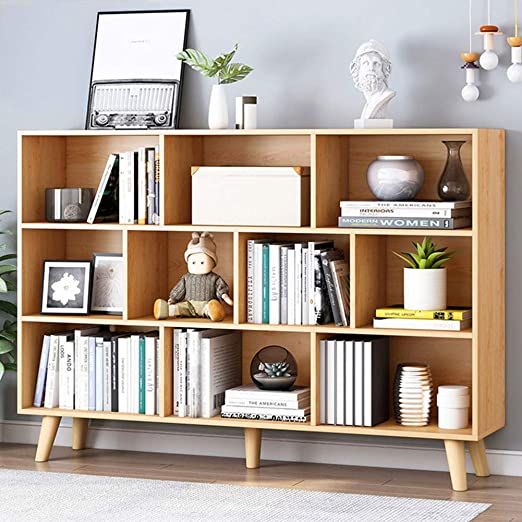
[146,148,155,225]
[269,244,281,325]
[375,308,470,320]
[307,243,315,325]
[118,153,127,224]
[110,339,118,412]
[340,200,471,210]
[301,247,308,325]
[78,337,89,410]
[335,340,345,425]
[95,339,103,411]
[173,329,179,415]
[326,339,336,424]
[139,336,146,414]
[363,341,372,427]
[118,338,128,413]
[137,148,147,225]
[153,145,160,225]
[221,405,310,416]
[88,337,96,411]
[103,341,111,412]
[331,261,349,326]
[87,154,116,224]
[354,340,364,426]
[145,337,156,415]
[33,335,51,407]
[221,412,307,422]
[341,207,462,218]
[254,243,264,323]
[319,339,326,425]
[280,246,289,324]
[345,340,354,426]
[287,249,295,325]
[44,336,60,409]
[262,244,270,323]
[178,332,187,417]
[59,339,74,409]
[294,244,302,325]
[200,339,210,418]
[338,216,471,229]
[225,398,307,408]
[130,335,140,414]
[321,254,342,326]
[155,338,160,415]
[225,390,311,402]
[247,240,255,323]
[373,317,469,331]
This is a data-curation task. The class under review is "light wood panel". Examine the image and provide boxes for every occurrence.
[65,230,122,260]
[160,327,173,417]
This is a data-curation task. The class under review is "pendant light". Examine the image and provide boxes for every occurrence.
[462,0,480,102]
[477,0,502,70]
[507,0,522,82]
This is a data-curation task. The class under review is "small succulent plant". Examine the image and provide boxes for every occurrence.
[393,236,454,269]
[259,361,291,378]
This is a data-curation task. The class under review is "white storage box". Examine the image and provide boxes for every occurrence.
[191,166,310,226]
[437,385,470,430]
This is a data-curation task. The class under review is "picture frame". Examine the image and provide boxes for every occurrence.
[90,253,124,314]
[86,9,190,130]
[41,261,92,314]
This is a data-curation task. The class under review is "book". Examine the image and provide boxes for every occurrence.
[145,335,156,415]
[221,404,310,417]
[253,242,265,324]
[319,339,327,424]
[146,147,156,225]
[58,339,74,410]
[187,329,203,417]
[119,151,134,225]
[247,239,256,323]
[153,145,160,225]
[373,317,472,331]
[294,243,304,325]
[354,339,364,426]
[139,336,146,414]
[137,148,147,225]
[87,153,117,224]
[326,339,336,424]
[74,327,99,411]
[95,337,104,411]
[225,384,310,402]
[44,334,67,408]
[344,338,354,426]
[118,337,130,413]
[338,216,472,229]
[331,259,350,327]
[340,200,472,209]
[309,242,334,325]
[103,341,112,412]
[301,246,309,325]
[33,335,51,407]
[110,336,119,412]
[320,250,344,326]
[363,337,389,427]
[269,243,281,324]
[335,339,345,425]
[262,243,270,323]
[375,305,472,320]
[280,245,291,324]
[173,329,180,415]
[221,411,308,422]
[287,248,296,325]
[341,206,471,218]
[130,335,141,414]
[88,337,97,411]
[224,396,309,409]
[178,330,188,417]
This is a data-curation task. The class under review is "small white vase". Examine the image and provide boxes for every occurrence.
[208,84,229,130]
[403,268,447,311]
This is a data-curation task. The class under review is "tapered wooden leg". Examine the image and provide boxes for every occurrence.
[72,418,89,450]
[468,439,490,477]
[444,440,468,491]
[35,416,61,462]
[244,428,262,469]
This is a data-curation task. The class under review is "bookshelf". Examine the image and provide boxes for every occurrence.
[17,128,505,491]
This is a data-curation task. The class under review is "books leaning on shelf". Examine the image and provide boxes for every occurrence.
[320,336,389,427]
[246,239,350,326]
[173,329,242,418]
[338,200,472,230]
[87,147,161,225]
[33,328,160,415]
[221,384,310,422]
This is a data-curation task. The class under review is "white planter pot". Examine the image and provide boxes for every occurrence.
[208,84,229,129]
[403,268,447,311]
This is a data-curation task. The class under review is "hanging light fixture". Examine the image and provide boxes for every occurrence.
[507,0,522,82]
[477,0,502,70]
[462,0,480,101]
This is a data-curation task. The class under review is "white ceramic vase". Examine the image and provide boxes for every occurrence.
[403,268,447,311]
[208,84,229,130]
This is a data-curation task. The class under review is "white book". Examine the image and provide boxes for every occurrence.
[88,337,96,411]
[345,339,355,426]
[118,337,130,413]
[58,339,74,410]
[225,397,308,408]
[201,331,242,418]
[118,152,128,224]
[301,247,309,325]
[331,260,349,327]
[373,318,471,331]
[354,339,364,426]
[253,242,265,324]
[294,243,303,325]
[187,330,202,417]
[44,335,61,409]
[173,329,180,415]
[225,384,310,402]
[145,336,156,415]
[339,200,472,209]
[287,249,296,325]
[319,339,327,424]
[95,338,104,411]
[280,245,290,325]
[307,242,315,325]
[137,148,147,225]
[269,244,281,325]
[341,206,469,218]
[130,335,141,414]
[102,341,112,412]
[178,331,188,417]
[33,335,51,407]
[73,327,99,410]
[87,153,117,223]
[221,404,310,417]
[326,339,336,424]
[155,338,160,414]
[335,340,345,425]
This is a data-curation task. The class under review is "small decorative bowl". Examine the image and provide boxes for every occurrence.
[250,345,297,391]
[367,155,424,201]
[45,188,94,222]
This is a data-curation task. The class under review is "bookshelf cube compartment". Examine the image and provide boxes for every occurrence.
[20,134,159,223]
[21,229,122,316]
[352,234,472,329]
[127,230,234,321]
[314,133,473,227]
[237,232,350,326]
[162,134,312,225]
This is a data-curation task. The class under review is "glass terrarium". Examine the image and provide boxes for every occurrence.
[250,345,297,391]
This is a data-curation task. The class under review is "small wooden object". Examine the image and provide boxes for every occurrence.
[460,52,480,63]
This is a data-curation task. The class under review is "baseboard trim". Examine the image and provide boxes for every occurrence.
[1,419,521,476]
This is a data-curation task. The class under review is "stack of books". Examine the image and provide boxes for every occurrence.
[373,306,472,331]
[33,328,160,415]
[338,200,472,230]
[221,384,310,422]
[320,336,389,427]
[173,329,242,418]
[87,148,161,225]
[246,239,350,326]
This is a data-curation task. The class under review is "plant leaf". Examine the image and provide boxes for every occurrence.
[0,330,15,343]
[0,254,16,262]
[218,62,253,84]
[431,257,451,269]
[0,339,14,354]
[0,278,7,293]
[392,251,416,269]
[0,300,16,317]
[0,361,5,381]
[213,43,238,71]
[176,48,218,77]
[0,264,16,276]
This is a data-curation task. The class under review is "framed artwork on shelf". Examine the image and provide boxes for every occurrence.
[41,261,92,314]
[90,253,124,314]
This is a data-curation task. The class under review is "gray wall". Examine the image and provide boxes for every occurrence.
[0,0,519,452]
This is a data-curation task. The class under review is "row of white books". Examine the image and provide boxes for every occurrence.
[33,328,160,415]
[246,240,350,326]
[87,147,160,225]
[320,336,389,427]
[173,329,242,418]
[221,384,310,422]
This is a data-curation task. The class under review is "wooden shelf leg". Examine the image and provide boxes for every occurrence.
[244,428,262,469]
[468,439,490,477]
[72,418,89,451]
[444,440,468,491]
[35,416,62,463]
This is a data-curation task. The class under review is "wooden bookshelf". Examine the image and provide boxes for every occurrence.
[17,128,505,492]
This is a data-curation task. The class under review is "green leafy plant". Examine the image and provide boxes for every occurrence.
[176,43,253,84]
[0,210,16,380]
[393,236,454,269]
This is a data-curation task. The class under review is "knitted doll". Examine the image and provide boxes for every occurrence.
[153,232,233,322]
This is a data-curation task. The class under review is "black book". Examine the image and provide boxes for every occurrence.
[110,336,119,412]
[363,337,389,427]
[320,249,345,326]
[87,155,119,223]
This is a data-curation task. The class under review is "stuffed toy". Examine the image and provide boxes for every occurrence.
[153,232,233,321]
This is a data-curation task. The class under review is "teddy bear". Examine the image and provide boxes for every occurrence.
[153,232,233,322]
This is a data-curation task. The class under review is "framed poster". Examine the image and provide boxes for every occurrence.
[90,253,124,314]
[86,9,190,130]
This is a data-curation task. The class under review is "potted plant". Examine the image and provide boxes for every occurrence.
[393,237,454,311]
[177,43,253,130]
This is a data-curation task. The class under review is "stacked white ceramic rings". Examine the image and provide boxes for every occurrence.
[437,385,470,429]
[393,363,433,427]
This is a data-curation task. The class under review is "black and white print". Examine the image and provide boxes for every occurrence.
[90,253,124,313]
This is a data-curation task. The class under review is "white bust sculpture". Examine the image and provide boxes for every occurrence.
[350,39,396,127]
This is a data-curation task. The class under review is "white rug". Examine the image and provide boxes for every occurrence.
[1,469,489,521]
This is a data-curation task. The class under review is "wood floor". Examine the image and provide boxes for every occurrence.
[0,443,520,520]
